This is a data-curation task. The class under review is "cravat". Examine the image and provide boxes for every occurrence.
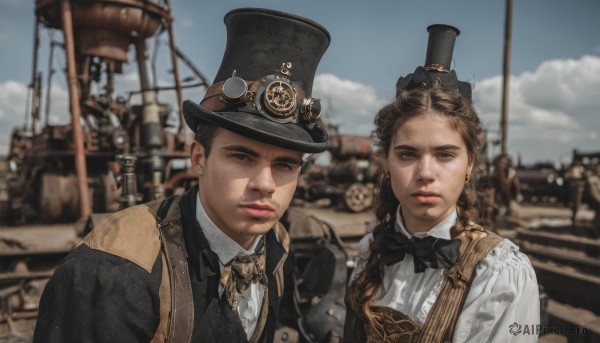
[220,238,267,310]
[379,224,461,273]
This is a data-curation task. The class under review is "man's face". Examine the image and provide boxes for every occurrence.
[191,128,302,249]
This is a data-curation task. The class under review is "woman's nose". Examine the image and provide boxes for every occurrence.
[416,157,436,183]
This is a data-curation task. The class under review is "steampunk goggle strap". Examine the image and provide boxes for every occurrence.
[200,63,322,125]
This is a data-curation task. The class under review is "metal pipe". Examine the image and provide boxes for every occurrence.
[29,18,40,131]
[31,72,42,134]
[118,154,141,209]
[44,41,59,126]
[175,47,211,89]
[60,0,91,220]
[163,0,184,135]
[135,38,162,149]
[499,0,513,156]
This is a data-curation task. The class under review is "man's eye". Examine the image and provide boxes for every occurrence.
[274,162,295,171]
[399,152,416,159]
[231,153,251,161]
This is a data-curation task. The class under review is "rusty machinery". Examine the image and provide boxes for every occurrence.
[0,0,210,225]
[0,0,212,337]
[298,133,382,213]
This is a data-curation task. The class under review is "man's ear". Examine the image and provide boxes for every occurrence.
[190,141,206,176]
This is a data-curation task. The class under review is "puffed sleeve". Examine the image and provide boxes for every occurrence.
[33,244,162,343]
[453,239,540,343]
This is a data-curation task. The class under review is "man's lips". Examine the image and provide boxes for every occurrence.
[240,203,276,218]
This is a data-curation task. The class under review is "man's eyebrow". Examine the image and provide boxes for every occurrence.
[223,145,258,157]
[223,145,303,165]
[393,144,417,151]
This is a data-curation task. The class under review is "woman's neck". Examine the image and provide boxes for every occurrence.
[399,207,456,235]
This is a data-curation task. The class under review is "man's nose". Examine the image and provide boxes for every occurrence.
[249,166,276,194]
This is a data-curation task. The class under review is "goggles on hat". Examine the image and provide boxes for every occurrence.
[200,62,322,125]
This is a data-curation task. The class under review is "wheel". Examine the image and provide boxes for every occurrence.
[343,182,374,212]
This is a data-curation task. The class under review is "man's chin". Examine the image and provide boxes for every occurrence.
[240,220,277,235]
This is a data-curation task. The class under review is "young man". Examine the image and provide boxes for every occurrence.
[33,8,330,343]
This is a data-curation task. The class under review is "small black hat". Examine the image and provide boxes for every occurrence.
[183,8,331,153]
[396,24,472,102]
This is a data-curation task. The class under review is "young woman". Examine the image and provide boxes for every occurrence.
[344,25,540,343]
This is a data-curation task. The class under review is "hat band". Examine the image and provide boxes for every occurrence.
[200,73,321,125]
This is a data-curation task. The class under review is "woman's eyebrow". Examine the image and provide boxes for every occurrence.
[432,144,462,151]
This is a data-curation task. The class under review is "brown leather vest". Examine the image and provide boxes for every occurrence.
[344,224,503,343]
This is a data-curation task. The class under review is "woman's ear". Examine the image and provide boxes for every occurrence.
[466,163,474,182]
[190,141,206,176]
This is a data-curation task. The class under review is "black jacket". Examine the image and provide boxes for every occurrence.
[33,188,295,343]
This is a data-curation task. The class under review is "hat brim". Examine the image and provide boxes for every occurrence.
[183,100,328,153]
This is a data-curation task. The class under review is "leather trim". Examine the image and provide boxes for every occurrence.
[418,225,503,342]
[151,252,171,343]
[81,200,163,273]
[158,196,194,343]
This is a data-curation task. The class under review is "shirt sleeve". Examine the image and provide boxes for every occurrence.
[453,239,540,343]
[33,244,162,343]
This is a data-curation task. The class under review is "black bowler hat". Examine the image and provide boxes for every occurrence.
[396,24,472,102]
[183,8,331,153]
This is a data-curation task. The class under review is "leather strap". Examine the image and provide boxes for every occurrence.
[150,195,194,343]
[199,78,306,115]
[418,225,503,342]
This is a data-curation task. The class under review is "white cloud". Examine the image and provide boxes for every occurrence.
[474,55,600,164]
[312,73,386,136]
[0,80,71,154]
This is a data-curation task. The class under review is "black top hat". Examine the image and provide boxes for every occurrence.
[396,24,472,102]
[183,8,331,153]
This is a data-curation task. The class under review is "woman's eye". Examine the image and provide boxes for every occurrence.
[437,152,455,159]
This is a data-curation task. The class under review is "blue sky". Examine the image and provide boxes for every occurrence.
[0,0,599,165]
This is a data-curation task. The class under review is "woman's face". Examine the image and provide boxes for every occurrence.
[385,112,473,234]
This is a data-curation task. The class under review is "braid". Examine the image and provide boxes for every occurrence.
[374,173,399,224]
[452,180,479,237]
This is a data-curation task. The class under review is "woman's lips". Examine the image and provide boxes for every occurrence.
[412,191,441,204]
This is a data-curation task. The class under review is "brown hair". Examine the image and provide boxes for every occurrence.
[347,86,484,325]
[194,121,219,157]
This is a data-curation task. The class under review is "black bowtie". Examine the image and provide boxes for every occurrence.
[378,224,461,273]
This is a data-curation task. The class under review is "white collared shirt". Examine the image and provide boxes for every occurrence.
[352,208,540,342]
[196,195,265,340]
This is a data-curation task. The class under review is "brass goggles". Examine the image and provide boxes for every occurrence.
[200,62,322,125]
